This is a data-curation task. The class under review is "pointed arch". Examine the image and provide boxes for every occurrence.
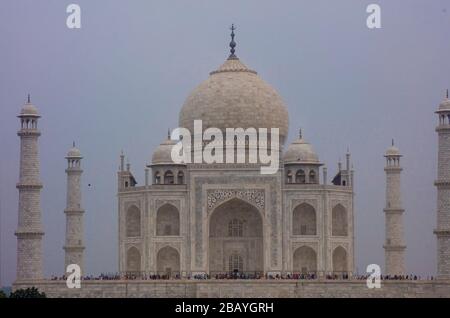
[296,169,306,183]
[126,246,141,273]
[332,246,348,273]
[292,203,316,235]
[164,170,174,184]
[156,246,180,276]
[293,246,317,274]
[209,198,263,274]
[332,204,348,236]
[126,205,141,237]
[156,203,180,236]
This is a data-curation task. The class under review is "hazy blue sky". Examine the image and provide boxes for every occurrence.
[1,0,449,286]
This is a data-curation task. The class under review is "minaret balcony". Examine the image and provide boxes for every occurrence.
[433,229,450,237]
[383,208,405,214]
[16,182,43,189]
[434,180,450,187]
[383,244,406,251]
[14,229,45,237]
[17,129,41,137]
[436,125,450,132]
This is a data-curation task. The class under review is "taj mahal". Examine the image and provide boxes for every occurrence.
[11,28,450,297]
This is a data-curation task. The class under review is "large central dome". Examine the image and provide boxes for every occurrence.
[179,54,289,145]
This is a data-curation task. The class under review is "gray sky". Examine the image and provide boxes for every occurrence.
[1,0,449,286]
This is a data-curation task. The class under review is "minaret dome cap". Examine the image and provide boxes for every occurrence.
[19,95,40,117]
[385,141,401,157]
[437,89,450,112]
[66,143,82,159]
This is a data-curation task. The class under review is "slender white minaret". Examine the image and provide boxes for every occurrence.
[63,143,85,274]
[15,95,45,281]
[435,90,450,279]
[383,140,406,276]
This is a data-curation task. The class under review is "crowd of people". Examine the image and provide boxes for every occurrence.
[50,272,433,281]
[353,274,431,281]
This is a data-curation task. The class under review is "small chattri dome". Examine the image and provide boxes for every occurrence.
[283,130,320,164]
[439,91,450,111]
[385,145,400,156]
[151,137,180,165]
[385,140,401,156]
[66,143,82,158]
[19,95,39,117]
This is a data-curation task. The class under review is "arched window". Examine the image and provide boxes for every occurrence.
[126,246,141,273]
[296,170,306,184]
[286,170,293,184]
[309,170,316,184]
[157,246,180,277]
[292,203,316,235]
[332,246,348,274]
[177,171,184,184]
[154,171,161,184]
[228,253,243,273]
[228,219,243,237]
[156,204,180,236]
[332,204,348,236]
[164,170,174,184]
[293,246,317,274]
[126,205,141,237]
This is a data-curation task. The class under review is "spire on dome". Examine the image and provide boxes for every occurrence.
[27,94,31,104]
[228,24,237,60]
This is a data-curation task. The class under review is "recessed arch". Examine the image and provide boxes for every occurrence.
[332,204,348,236]
[156,203,180,236]
[126,205,141,237]
[332,246,348,273]
[293,246,317,274]
[156,246,180,277]
[292,203,316,235]
[164,170,174,184]
[209,198,263,274]
[296,169,306,183]
[126,246,141,273]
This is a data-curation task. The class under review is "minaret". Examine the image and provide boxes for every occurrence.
[15,95,45,281]
[383,140,406,276]
[434,90,450,279]
[63,142,85,274]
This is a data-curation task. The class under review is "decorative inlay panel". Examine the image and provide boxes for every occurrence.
[206,189,265,212]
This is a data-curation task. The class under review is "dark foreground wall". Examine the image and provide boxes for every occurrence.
[13,279,450,298]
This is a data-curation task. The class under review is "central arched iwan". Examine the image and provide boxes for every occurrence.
[209,198,263,274]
